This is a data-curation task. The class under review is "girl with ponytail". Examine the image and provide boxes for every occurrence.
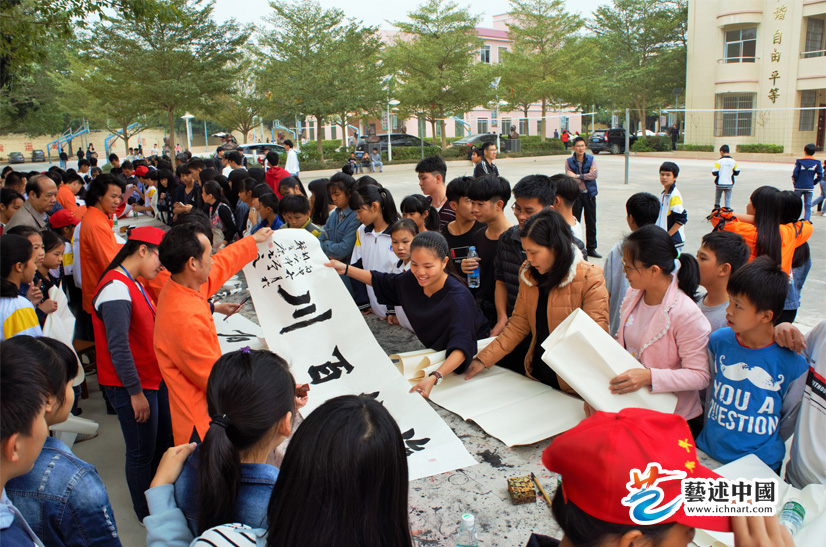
[400,194,440,232]
[349,184,401,317]
[0,233,42,340]
[613,225,711,435]
[173,348,296,535]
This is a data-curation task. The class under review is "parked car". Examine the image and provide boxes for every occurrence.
[236,143,286,166]
[589,129,637,154]
[634,130,656,137]
[449,133,507,150]
[31,149,45,162]
[356,134,441,154]
[8,152,24,164]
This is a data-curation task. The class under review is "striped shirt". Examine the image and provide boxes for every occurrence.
[0,296,43,341]
[194,523,265,546]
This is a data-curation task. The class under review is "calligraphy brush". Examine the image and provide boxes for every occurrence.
[531,472,552,510]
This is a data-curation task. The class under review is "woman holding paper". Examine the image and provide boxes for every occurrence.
[465,210,608,391]
[613,225,711,432]
[326,231,489,398]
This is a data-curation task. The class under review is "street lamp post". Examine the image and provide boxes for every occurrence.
[388,99,400,162]
[181,112,194,152]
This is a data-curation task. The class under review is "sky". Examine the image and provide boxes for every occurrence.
[212,0,612,29]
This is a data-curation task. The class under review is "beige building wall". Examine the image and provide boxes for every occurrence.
[685,0,826,153]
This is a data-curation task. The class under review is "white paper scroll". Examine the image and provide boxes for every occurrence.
[541,308,678,414]
[242,230,477,481]
[391,340,586,446]
[43,285,85,386]
[213,312,266,354]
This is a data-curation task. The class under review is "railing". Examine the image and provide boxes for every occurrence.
[801,49,826,58]
[717,57,759,63]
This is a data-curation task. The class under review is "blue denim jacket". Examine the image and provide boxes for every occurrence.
[5,436,120,546]
[174,445,279,535]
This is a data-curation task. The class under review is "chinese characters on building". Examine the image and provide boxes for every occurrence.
[768,4,786,103]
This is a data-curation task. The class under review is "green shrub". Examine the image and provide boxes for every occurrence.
[736,144,784,154]
[441,146,465,159]
[387,146,441,162]
[522,138,564,151]
[631,136,672,152]
[677,144,715,152]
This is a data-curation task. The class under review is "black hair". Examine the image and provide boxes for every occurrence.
[571,136,585,146]
[0,336,50,440]
[25,174,52,197]
[341,163,355,176]
[5,225,40,239]
[625,192,661,227]
[238,177,258,195]
[414,155,447,182]
[1,187,24,207]
[265,151,280,166]
[259,194,280,218]
[100,238,161,282]
[471,148,483,158]
[400,194,440,231]
[277,176,308,197]
[108,153,119,162]
[308,178,331,226]
[549,174,577,208]
[659,161,679,178]
[226,151,243,165]
[355,175,379,189]
[78,159,91,168]
[513,175,555,207]
[247,167,266,185]
[121,160,134,171]
[749,186,782,265]
[252,184,274,201]
[86,174,125,208]
[188,158,206,171]
[4,171,24,189]
[622,225,700,301]
[520,209,576,290]
[199,349,295,535]
[90,166,102,176]
[327,172,356,197]
[480,141,496,153]
[45,171,63,186]
[727,256,788,324]
[0,234,34,297]
[156,168,177,192]
[283,139,294,148]
[467,174,511,207]
[720,144,730,154]
[203,181,229,207]
[779,190,802,223]
[172,209,214,245]
[199,168,219,183]
[265,395,410,547]
[350,184,399,226]
[278,194,311,216]
[445,176,475,203]
[804,143,816,156]
[36,337,79,409]
[177,163,192,177]
[159,224,209,275]
[389,218,418,238]
[700,231,750,275]
[551,488,674,547]
[40,229,64,254]
[1,165,13,178]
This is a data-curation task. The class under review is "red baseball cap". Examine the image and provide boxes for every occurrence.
[134,165,151,178]
[49,209,79,229]
[543,408,732,533]
[127,226,165,246]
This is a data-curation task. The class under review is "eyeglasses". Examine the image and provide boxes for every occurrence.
[511,203,539,216]
[621,262,642,274]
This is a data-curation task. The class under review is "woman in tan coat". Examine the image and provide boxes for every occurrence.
[466,209,608,391]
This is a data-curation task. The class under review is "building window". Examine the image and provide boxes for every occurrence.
[455,118,465,138]
[477,118,489,134]
[480,45,491,64]
[724,28,756,63]
[309,120,315,141]
[501,117,512,132]
[498,46,508,63]
[331,125,336,140]
[435,123,441,137]
[800,90,818,131]
[536,119,542,134]
[519,118,529,136]
[714,93,755,136]
[803,17,825,58]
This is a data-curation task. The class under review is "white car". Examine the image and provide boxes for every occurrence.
[634,130,656,137]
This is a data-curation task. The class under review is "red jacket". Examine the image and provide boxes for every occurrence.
[92,268,162,390]
[265,165,289,198]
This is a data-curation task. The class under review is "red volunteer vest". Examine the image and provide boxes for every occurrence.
[92,268,163,390]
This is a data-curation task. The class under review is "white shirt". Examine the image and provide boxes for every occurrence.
[570,220,582,242]
[285,149,300,174]
[349,225,396,317]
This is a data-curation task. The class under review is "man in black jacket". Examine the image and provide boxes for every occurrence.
[473,141,499,178]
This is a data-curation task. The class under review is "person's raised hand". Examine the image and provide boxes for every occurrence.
[774,323,806,354]
[150,443,197,488]
[325,259,346,275]
[464,359,487,380]
[212,302,237,315]
[609,368,651,395]
[252,227,273,243]
[27,279,43,304]
[37,298,58,314]
[731,515,794,547]
[460,257,480,274]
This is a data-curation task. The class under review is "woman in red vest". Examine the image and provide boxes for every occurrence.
[92,226,171,523]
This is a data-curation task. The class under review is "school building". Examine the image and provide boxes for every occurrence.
[685,0,826,152]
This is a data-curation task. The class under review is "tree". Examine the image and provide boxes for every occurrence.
[259,0,384,160]
[588,0,687,126]
[81,0,247,155]
[505,0,583,141]
[209,58,269,144]
[499,52,538,136]
[383,0,493,149]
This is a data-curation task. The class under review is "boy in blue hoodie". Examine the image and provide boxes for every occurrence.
[792,143,823,221]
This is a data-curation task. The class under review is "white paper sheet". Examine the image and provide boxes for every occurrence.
[213,312,266,353]
[242,231,477,481]
[541,309,678,414]
[43,284,84,386]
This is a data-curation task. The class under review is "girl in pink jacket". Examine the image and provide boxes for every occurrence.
[613,225,711,436]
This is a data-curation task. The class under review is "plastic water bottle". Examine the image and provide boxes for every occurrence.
[779,499,805,535]
[467,247,480,289]
[112,216,118,234]
[456,513,478,547]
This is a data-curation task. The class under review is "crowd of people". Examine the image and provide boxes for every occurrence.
[0,137,822,546]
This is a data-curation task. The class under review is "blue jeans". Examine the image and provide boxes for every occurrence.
[104,383,173,521]
[812,181,826,211]
[794,189,813,221]
[372,161,383,172]
[714,186,732,208]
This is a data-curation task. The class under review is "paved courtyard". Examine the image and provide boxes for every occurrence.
[59,152,822,546]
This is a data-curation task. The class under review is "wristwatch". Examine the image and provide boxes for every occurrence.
[428,371,443,385]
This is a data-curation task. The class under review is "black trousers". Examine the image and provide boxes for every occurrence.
[572,191,597,251]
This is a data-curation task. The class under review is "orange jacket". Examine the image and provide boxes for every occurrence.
[153,236,257,444]
[56,185,86,222]
[722,219,812,274]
